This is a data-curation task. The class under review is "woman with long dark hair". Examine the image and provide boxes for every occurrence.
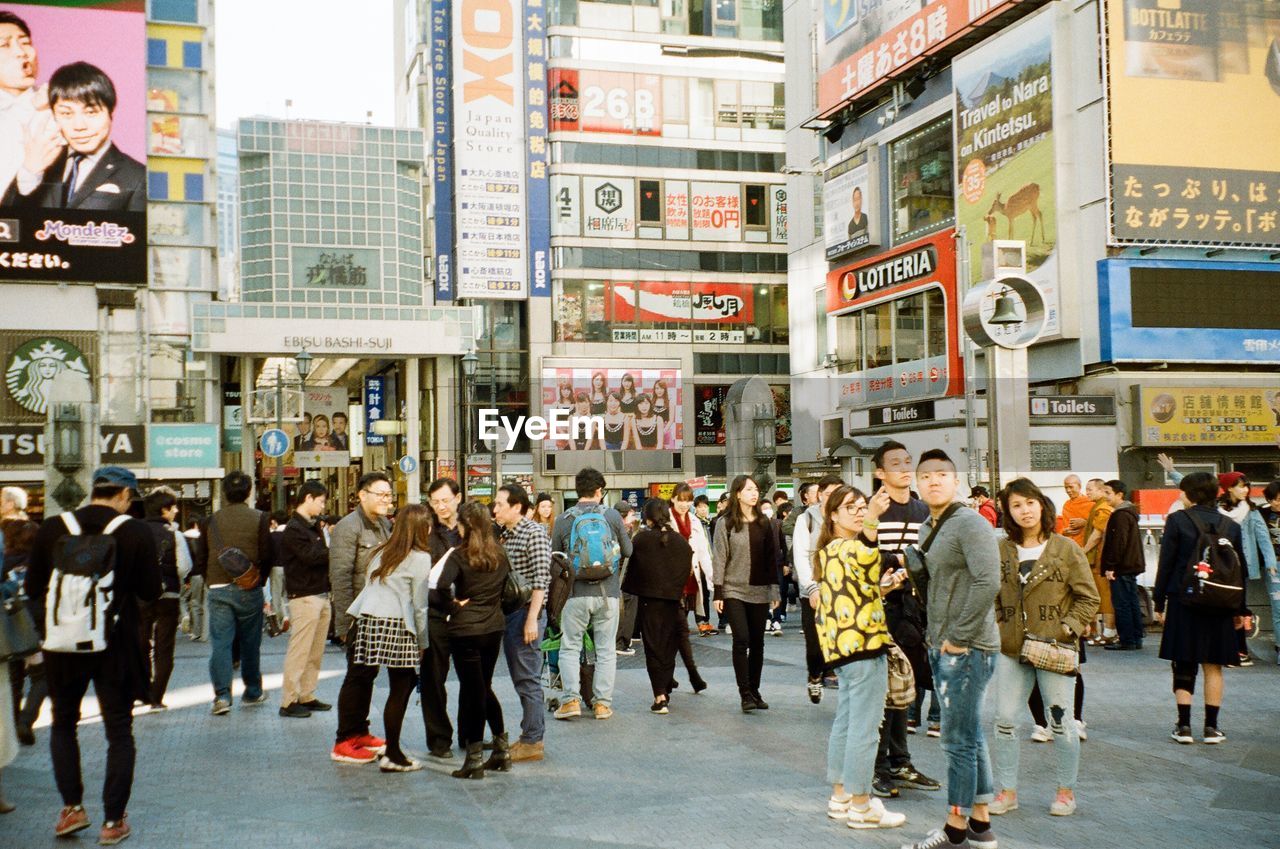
[989,479,1098,818]
[430,502,511,779]
[1154,472,1248,745]
[712,475,782,713]
[337,504,435,772]
[589,372,608,415]
[669,483,710,693]
[618,372,639,415]
[622,499,695,714]
[601,393,627,451]
[626,394,661,450]
[814,484,907,830]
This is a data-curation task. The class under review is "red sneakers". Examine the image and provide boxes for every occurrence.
[55,805,90,837]
[99,815,132,845]
[351,734,386,755]
[330,739,377,764]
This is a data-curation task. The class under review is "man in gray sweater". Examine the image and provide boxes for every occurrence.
[901,449,1001,849]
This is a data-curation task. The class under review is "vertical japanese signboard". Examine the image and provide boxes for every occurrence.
[953,6,1060,335]
[453,0,527,298]
[430,0,455,300]
[524,0,550,296]
[364,376,386,446]
[1105,1,1280,247]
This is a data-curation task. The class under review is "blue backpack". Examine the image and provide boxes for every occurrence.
[568,506,621,583]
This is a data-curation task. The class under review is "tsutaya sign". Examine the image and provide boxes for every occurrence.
[194,317,478,357]
[0,424,144,467]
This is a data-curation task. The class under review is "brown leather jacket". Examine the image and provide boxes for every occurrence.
[995,533,1100,658]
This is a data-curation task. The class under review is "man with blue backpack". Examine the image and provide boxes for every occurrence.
[550,467,633,720]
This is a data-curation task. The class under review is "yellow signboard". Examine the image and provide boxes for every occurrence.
[1139,387,1280,446]
[1105,1,1280,247]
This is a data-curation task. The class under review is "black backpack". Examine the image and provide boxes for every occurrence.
[148,522,179,594]
[1180,513,1244,611]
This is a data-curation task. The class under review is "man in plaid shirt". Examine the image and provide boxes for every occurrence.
[493,483,552,762]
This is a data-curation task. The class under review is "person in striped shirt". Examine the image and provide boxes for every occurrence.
[871,441,941,799]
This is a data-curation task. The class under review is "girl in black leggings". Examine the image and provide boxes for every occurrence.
[712,475,782,713]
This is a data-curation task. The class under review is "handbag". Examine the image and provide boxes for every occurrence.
[501,565,533,615]
[0,577,40,663]
[885,642,916,709]
[1017,571,1078,675]
[209,517,261,591]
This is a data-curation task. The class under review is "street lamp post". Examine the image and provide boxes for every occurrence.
[461,346,478,496]
[273,349,312,514]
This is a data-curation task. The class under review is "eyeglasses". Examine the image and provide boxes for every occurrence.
[363,489,394,500]
[428,496,456,508]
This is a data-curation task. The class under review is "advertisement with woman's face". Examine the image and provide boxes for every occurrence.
[542,363,682,452]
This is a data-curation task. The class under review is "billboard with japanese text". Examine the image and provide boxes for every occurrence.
[0,1,146,283]
[1105,0,1280,247]
[1138,386,1280,446]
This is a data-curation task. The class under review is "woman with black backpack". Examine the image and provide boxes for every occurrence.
[1153,472,1249,746]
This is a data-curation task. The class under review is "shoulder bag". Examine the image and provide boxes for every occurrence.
[1018,561,1079,675]
[885,642,916,709]
[0,576,40,662]
[209,516,260,591]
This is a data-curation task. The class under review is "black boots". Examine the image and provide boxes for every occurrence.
[451,743,486,780]
[483,732,512,772]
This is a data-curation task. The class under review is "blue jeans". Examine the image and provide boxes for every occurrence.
[1263,568,1280,650]
[909,687,941,725]
[503,607,547,743]
[827,656,888,795]
[992,653,1080,792]
[1109,574,1144,647]
[930,647,997,813]
[208,585,264,701]
[560,595,619,707]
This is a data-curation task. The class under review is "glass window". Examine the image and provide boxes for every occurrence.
[889,116,955,244]
[741,81,784,130]
[835,312,861,372]
[894,293,926,364]
[147,69,202,113]
[770,285,788,344]
[925,288,946,358]
[690,79,714,139]
[863,301,893,369]
[663,77,688,124]
[661,0,688,33]
[744,184,767,228]
[714,79,739,126]
[639,179,663,223]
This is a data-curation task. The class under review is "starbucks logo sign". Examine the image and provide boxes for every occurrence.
[5,338,91,415]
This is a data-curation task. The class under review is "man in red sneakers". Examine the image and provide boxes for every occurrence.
[25,467,162,845]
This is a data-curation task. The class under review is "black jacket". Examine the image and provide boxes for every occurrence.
[1154,505,1247,614]
[145,517,181,595]
[1100,502,1144,576]
[429,546,509,637]
[4,143,146,211]
[279,512,330,597]
[622,526,693,601]
[25,505,162,701]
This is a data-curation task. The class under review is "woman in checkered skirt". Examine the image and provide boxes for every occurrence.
[338,504,434,772]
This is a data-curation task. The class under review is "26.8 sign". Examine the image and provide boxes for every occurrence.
[550,69,661,135]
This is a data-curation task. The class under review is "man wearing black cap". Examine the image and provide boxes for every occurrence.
[25,467,162,845]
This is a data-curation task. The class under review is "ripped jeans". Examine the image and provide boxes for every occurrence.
[993,652,1080,792]
[929,647,996,813]
[1264,568,1280,650]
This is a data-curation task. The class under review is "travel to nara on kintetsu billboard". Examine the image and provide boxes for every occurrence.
[0,1,146,283]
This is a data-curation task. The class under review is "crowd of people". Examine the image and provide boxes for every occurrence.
[1,447,1276,847]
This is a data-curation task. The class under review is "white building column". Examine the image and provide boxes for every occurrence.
[405,356,421,504]
[239,356,255,481]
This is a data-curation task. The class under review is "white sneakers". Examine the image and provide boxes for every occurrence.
[828,795,906,829]
[1029,725,1052,742]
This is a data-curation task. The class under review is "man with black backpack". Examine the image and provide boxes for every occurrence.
[25,466,161,844]
[195,471,274,716]
[139,487,192,710]
[550,467,632,721]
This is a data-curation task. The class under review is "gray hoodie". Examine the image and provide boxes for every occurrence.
[907,504,1001,652]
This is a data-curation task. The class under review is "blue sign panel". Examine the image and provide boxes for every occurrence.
[619,488,645,510]
[259,428,289,458]
[398,455,418,475]
[365,376,387,446]
[1098,258,1280,364]
[525,0,550,298]
[430,0,455,301]
[150,424,219,468]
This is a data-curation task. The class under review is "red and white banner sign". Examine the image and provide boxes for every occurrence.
[690,182,741,241]
[611,281,754,325]
[549,68,661,135]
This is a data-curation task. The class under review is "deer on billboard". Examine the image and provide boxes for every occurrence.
[989,183,1045,245]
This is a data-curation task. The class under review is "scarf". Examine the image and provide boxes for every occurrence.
[1220,500,1251,525]
[673,509,692,540]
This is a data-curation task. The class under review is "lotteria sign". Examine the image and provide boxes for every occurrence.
[827,229,955,313]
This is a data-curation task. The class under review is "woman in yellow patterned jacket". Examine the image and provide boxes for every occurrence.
[814,484,909,831]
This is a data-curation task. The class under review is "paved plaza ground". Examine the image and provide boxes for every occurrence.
[4,619,1278,849]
